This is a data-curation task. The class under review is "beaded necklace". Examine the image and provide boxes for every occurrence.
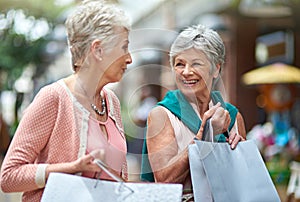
[76,78,106,116]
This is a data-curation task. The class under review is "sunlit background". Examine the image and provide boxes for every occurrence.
[1,0,300,201]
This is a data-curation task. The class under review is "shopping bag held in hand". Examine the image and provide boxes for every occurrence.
[188,140,281,202]
[41,172,183,202]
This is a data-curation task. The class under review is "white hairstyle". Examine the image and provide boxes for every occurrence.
[169,24,225,72]
[65,0,131,70]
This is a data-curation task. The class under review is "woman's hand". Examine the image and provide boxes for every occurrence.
[227,132,245,149]
[72,149,105,173]
[46,149,105,180]
[196,102,230,139]
[195,103,245,149]
[210,105,231,136]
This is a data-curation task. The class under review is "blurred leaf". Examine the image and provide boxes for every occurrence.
[0,0,75,22]
[0,0,72,90]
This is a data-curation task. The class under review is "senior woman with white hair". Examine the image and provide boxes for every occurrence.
[141,24,247,200]
[0,0,132,201]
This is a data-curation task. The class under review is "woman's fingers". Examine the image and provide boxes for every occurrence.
[203,102,221,122]
[211,105,231,135]
[80,153,94,163]
[90,149,105,161]
[74,150,105,173]
[228,132,244,149]
[196,102,221,139]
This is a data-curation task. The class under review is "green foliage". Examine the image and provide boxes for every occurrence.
[0,17,46,89]
[0,30,48,88]
[0,0,74,23]
[0,0,74,90]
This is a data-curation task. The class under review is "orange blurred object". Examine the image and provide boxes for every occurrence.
[242,63,300,112]
[258,84,296,112]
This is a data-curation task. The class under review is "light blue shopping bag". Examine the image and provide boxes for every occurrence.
[188,140,281,202]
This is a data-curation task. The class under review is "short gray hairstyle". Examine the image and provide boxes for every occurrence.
[169,24,225,72]
[65,0,131,70]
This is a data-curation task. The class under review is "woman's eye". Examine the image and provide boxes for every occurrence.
[122,45,128,52]
[192,63,201,67]
[175,62,185,68]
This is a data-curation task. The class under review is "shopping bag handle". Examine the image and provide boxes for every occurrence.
[93,159,135,200]
[94,159,125,182]
[211,91,229,138]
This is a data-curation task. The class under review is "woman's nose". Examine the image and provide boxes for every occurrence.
[126,53,132,64]
[182,64,193,75]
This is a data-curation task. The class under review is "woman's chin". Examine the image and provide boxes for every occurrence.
[179,87,197,97]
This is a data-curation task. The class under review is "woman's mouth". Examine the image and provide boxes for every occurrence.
[182,79,199,86]
[122,66,127,73]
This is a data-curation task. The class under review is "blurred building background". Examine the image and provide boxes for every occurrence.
[1,0,300,201]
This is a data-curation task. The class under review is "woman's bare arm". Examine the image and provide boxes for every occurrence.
[146,107,190,183]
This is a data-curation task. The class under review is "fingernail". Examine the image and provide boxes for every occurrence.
[229,139,232,144]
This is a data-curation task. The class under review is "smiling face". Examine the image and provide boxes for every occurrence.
[101,27,132,83]
[173,48,220,100]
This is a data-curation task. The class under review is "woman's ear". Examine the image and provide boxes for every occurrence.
[213,64,221,78]
[91,39,103,61]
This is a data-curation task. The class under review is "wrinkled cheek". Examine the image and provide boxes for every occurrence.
[175,74,183,85]
[197,71,213,88]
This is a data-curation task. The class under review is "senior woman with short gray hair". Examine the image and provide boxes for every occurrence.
[0,0,132,201]
[141,24,246,200]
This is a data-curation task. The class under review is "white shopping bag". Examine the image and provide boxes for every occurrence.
[41,172,183,202]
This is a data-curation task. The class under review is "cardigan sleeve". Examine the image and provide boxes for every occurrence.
[0,85,59,193]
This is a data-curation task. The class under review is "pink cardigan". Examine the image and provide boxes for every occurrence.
[0,80,126,202]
